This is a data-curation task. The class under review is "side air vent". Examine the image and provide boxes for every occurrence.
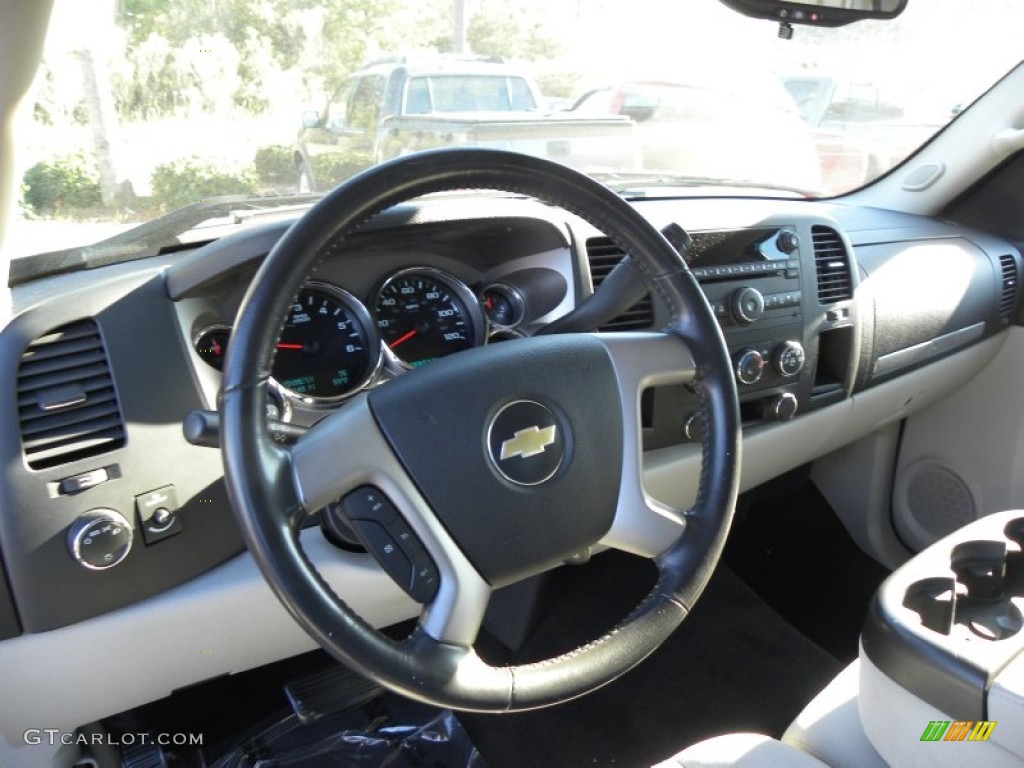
[585,237,654,331]
[998,254,1018,323]
[17,320,125,469]
[812,225,853,304]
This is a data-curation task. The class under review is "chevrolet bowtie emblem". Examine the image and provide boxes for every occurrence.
[500,425,558,460]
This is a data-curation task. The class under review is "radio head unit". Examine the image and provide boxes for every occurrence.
[684,227,799,280]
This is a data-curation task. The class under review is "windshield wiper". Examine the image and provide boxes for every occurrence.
[9,193,323,286]
[591,172,811,199]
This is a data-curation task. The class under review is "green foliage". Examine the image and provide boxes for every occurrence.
[114,0,405,114]
[535,72,582,100]
[252,144,295,185]
[21,155,103,215]
[118,0,304,67]
[150,157,258,210]
[467,12,563,61]
[310,0,404,96]
[310,151,373,188]
[113,34,206,119]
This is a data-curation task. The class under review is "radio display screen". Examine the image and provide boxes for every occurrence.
[686,228,788,268]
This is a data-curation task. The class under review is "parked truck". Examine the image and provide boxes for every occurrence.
[780,75,943,194]
[294,56,637,191]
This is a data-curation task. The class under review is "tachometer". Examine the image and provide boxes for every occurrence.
[373,268,484,367]
[272,283,380,403]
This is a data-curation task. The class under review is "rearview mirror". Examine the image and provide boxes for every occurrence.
[719,0,907,27]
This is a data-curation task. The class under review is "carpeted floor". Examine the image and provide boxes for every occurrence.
[112,475,884,768]
[461,551,844,768]
[724,478,891,662]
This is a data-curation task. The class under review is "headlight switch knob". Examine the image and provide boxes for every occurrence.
[67,509,133,570]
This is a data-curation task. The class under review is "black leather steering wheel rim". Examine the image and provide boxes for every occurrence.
[220,147,740,712]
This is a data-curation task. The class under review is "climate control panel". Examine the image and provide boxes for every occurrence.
[732,340,805,387]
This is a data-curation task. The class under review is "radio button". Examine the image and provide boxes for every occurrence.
[777,231,800,254]
[730,286,765,324]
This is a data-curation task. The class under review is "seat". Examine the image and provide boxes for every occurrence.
[653,733,828,768]
[656,659,886,768]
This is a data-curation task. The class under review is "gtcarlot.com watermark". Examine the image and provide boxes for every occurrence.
[24,729,203,747]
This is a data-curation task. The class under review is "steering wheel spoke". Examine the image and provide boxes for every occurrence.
[591,332,695,558]
[289,394,492,647]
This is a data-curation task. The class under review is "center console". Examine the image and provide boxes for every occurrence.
[861,510,1024,763]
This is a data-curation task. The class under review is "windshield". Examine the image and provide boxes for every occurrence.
[6,0,1023,271]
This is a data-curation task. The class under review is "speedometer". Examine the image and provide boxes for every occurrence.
[272,283,380,403]
[373,268,484,367]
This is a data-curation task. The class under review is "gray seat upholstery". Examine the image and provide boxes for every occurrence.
[654,733,828,768]
[656,660,886,768]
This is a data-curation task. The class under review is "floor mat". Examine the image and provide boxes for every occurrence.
[461,552,843,768]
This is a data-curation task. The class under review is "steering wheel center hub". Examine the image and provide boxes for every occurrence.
[368,334,622,587]
[486,399,566,486]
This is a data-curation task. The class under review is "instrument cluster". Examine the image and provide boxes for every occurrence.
[193,265,547,408]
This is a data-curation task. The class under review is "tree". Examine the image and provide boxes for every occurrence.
[467,11,562,61]
[113,0,425,116]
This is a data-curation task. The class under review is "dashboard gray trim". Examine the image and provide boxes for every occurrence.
[873,322,985,377]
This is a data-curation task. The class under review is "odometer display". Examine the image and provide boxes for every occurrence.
[272,284,379,402]
[374,269,481,367]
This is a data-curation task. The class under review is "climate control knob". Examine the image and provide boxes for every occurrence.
[67,509,133,570]
[773,340,806,377]
[733,348,765,385]
[730,287,765,324]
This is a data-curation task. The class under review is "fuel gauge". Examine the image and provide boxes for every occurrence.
[481,284,525,329]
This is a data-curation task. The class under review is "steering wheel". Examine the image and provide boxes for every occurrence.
[220,148,740,712]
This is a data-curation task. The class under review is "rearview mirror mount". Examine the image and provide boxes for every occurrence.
[719,0,907,28]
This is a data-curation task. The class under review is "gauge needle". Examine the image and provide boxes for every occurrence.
[389,330,417,349]
[276,343,305,350]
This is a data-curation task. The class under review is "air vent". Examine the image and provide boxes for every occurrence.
[17,320,125,469]
[812,226,853,304]
[585,238,654,331]
[998,254,1018,323]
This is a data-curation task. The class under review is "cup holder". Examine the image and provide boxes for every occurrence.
[962,600,1023,641]
[870,512,1024,722]
[951,540,1007,600]
[904,577,960,635]
[902,530,1024,641]
[1004,517,1024,549]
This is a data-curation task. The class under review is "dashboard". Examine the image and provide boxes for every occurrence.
[0,191,1020,742]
